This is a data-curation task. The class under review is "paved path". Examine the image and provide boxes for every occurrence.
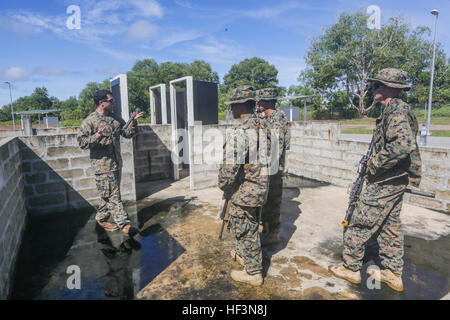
[340,134,450,149]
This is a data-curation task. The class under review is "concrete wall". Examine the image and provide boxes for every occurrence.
[0,127,80,139]
[0,138,27,299]
[191,124,232,190]
[19,133,136,215]
[287,122,450,213]
[133,124,172,184]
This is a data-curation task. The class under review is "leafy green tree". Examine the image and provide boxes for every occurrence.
[188,60,219,83]
[301,11,448,117]
[223,57,279,91]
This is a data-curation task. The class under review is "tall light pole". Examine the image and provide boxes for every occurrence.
[3,81,15,130]
[426,9,439,136]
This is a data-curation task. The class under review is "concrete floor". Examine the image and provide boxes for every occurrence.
[11,176,449,300]
[135,176,450,300]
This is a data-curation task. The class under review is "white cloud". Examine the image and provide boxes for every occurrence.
[33,67,74,76]
[126,20,159,41]
[186,36,243,64]
[0,67,30,81]
[130,0,163,18]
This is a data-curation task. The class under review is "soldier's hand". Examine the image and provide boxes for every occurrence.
[96,126,106,138]
[134,111,144,121]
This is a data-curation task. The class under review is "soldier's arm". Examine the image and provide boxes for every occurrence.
[77,120,101,150]
[367,110,416,177]
[218,130,243,194]
[121,117,138,139]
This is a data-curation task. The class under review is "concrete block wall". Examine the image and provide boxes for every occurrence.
[0,138,27,299]
[287,122,450,213]
[133,124,172,183]
[190,124,233,190]
[19,133,136,215]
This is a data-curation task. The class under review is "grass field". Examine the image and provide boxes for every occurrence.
[341,128,450,137]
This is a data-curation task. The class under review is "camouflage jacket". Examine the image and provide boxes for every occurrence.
[218,114,269,207]
[77,111,137,174]
[367,98,422,187]
[258,109,291,173]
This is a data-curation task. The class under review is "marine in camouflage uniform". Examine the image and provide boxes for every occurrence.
[77,91,138,231]
[255,88,290,245]
[218,85,268,284]
[330,68,422,291]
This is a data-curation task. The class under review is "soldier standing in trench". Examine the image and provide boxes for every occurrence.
[255,88,290,246]
[218,85,268,286]
[77,90,144,236]
[329,68,422,292]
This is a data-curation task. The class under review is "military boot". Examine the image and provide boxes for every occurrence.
[328,265,361,284]
[261,233,280,246]
[230,270,263,286]
[230,249,244,266]
[369,268,403,292]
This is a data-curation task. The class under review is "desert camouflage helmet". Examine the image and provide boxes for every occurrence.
[368,68,411,91]
[255,87,279,101]
[225,85,256,106]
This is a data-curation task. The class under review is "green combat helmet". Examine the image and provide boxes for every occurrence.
[255,87,279,101]
[225,85,256,106]
[368,68,411,91]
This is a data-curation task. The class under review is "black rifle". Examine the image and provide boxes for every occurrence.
[341,138,375,227]
[121,108,141,133]
[218,199,231,240]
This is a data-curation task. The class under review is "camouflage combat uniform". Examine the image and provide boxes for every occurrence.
[77,111,137,229]
[343,89,422,274]
[256,88,290,236]
[219,86,268,275]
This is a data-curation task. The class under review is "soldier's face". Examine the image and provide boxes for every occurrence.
[101,94,114,113]
[256,100,276,111]
[373,83,387,102]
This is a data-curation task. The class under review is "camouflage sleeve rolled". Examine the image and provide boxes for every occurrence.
[77,120,101,150]
[284,121,291,151]
[367,109,416,177]
[121,119,138,139]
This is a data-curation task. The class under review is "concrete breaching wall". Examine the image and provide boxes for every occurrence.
[19,133,136,215]
[133,125,172,198]
[286,122,450,213]
[0,138,27,299]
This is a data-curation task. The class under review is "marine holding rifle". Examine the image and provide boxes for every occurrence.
[218,85,269,286]
[329,68,422,292]
[77,90,144,236]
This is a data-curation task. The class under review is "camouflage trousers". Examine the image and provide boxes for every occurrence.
[95,171,130,230]
[228,203,263,275]
[343,177,408,274]
[261,172,283,235]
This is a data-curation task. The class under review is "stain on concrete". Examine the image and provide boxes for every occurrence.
[291,256,330,278]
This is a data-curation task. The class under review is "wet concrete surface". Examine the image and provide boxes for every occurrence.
[10,175,450,300]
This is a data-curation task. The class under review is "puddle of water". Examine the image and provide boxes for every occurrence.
[319,234,449,300]
[10,198,188,300]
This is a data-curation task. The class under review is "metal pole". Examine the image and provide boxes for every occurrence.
[427,10,439,136]
[3,81,15,130]
[304,100,307,125]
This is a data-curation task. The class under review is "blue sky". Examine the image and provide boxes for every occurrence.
[1,0,449,107]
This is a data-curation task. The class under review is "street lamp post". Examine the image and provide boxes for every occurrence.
[3,81,15,130]
[426,9,439,138]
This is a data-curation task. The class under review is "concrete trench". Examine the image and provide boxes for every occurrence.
[9,175,450,300]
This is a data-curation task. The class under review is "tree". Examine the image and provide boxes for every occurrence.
[300,11,448,117]
[223,57,279,91]
[188,60,219,83]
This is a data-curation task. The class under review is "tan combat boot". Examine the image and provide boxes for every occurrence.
[230,270,263,286]
[369,268,403,292]
[230,249,244,266]
[328,265,361,284]
[261,233,281,246]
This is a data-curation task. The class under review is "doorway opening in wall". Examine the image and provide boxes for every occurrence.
[170,77,193,182]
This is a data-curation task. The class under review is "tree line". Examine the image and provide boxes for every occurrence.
[1,11,449,122]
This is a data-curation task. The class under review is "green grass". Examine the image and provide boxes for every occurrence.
[342,128,450,137]
[341,128,374,134]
